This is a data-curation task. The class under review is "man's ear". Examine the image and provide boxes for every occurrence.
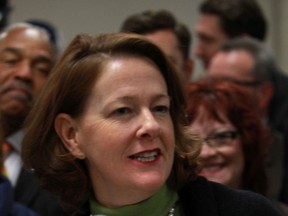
[54,113,86,159]
[259,81,274,117]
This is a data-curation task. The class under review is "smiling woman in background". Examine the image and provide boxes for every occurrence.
[186,79,268,192]
[186,78,288,215]
[21,33,281,215]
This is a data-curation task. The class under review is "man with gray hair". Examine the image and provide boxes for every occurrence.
[208,37,288,204]
[0,23,65,215]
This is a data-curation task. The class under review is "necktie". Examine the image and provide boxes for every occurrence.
[1,142,12,176]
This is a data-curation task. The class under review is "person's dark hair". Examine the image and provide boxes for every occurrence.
[185,78,270,195]
[21,33,200,214]
[120,9,191,60]
[199,0,267,41]
[0,0,11,31]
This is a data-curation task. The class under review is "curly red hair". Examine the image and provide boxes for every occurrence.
[185,78,271,195]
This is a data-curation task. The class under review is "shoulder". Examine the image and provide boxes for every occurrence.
[12,204,39,216]
[0,175,38,216]
[179,176,282,216]
[15,169,66,216]
[270,200,288,216]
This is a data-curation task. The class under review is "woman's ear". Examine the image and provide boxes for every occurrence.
[54,113,86,159]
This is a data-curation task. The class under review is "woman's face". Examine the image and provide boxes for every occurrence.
[72,57,175,207]
[189,111,244,188]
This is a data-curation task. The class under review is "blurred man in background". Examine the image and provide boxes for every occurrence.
[121,9,194,83]
[194,0,266,69]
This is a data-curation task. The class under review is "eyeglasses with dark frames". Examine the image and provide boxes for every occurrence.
[203,130,238,148]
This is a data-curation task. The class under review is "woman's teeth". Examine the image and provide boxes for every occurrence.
[130,151,159,162]
[202,165,221,172]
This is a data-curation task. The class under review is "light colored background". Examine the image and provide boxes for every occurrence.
[9,0,288,79]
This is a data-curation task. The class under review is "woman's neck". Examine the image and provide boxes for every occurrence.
[94,186,159,208]
[90,184,179,216]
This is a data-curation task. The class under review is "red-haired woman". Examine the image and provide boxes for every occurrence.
[185,78,288,215]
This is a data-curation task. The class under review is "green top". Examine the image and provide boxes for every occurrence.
[89,184,183,216]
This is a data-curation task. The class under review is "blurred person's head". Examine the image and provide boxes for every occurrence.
[208,37,274,118]
[121,9,193,82]
[194,0,266,68]
[0,22,55,136]
[186,79,269,195]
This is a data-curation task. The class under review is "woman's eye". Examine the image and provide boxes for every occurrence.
[113,107,131,116]
[153,105,169,113]
[215,135,227,141]
[214,132,230,142]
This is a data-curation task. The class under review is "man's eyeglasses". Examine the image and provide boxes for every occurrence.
[203,130,238,148]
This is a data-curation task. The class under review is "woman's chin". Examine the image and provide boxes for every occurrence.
[133,173,168,191]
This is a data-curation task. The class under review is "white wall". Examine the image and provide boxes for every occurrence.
[9,0,200,47]
[9,0,288,77]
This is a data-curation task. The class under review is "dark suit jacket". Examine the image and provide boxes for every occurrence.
[14,168,66,216]
[179,177,283,216]
[0,175,38,216]
[6,130,67,216]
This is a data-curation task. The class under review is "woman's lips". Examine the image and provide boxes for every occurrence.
[199,163,224,177]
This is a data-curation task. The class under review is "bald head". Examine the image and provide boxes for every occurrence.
[208,50,255,82]
[208,48,273,118]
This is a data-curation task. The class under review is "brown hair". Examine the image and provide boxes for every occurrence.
[200,0,267,41]
[185,78,270,195]
[120,9,191,60]
[21,33,200,213]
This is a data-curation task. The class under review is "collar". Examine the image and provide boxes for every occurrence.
[6,130,24,153]
[90,184,179,216]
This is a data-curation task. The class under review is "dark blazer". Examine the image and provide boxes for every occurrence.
[14,168,66,216]
[6,130,67,216]
[179,176,282,216]
[0,175,38,216]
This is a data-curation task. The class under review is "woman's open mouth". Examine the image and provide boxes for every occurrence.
[129,149,161,162]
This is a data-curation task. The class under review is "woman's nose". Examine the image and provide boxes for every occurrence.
[136,109,161,139]
[200,142,218,158]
